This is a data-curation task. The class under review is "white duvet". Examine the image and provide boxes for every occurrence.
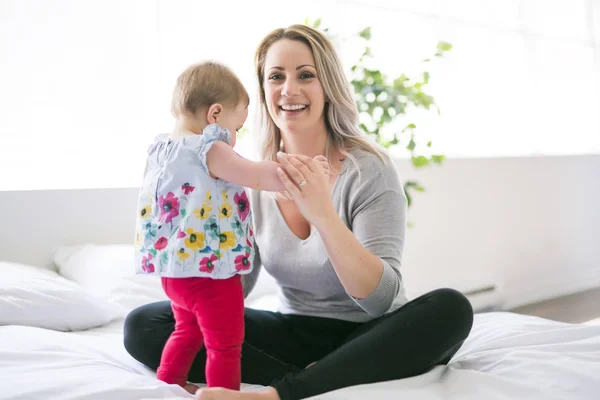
[2,312,600,400]
[2,249,600,400]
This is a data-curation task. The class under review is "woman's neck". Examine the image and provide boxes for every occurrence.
[282,138,326,158]
[281,130,347,175]
[281,123,329,158]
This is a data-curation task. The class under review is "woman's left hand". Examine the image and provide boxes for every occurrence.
[276,152,335,228]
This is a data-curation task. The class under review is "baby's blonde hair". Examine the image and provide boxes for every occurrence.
[171,61,249,117]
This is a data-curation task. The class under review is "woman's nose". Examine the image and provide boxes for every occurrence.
[281,78,299,97]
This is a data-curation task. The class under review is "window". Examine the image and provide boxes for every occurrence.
[1,0,598,190]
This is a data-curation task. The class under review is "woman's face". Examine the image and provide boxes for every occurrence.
[263,39,326,136]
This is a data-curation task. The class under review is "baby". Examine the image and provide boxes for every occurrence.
[134,61,326,394]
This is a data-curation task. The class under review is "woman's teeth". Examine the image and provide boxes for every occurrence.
[280,104,307,111]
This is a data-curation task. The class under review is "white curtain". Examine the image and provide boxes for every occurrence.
[1,0,598,190]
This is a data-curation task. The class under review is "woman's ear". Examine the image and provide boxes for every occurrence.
[206,103,223,123]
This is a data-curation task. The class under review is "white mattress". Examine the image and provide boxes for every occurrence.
[2,311,600,400]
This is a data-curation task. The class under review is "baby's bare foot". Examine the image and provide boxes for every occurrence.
[184,383,200,395]
[195,388,241,400]
[195,387,280,400]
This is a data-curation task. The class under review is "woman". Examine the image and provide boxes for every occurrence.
[124,24,474,400]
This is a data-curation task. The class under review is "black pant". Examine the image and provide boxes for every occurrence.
[124,288,473,400]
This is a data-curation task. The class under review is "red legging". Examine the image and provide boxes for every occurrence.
[157,275,244,389]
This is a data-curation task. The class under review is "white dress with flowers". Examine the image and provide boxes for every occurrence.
[134,124,255,279]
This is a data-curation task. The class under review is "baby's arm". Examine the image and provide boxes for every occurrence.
[205,141,284,192]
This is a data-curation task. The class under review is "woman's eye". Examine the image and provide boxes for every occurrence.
[268,73,283,80]
[299,72,315,79]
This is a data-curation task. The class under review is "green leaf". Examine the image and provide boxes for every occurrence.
[427,141,432,147]
[411,156,430,168]
[149,248,157,257]
[432,154,446,164]
[380,134,399,148]
[403,180,426,208]
[359,47,372,62]
[181,208,187,218]
[314,18,322,28]
[402,123,416,132]
[393,74,409,88]
[406,138,416,151]
[359,27,371,40]
[423,71,430,84]
[437,41,453,52]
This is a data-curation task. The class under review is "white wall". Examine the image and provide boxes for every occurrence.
[3,0,600,191]
[1,155,599,310]
[0,188,138,269]
[397,155,600,310]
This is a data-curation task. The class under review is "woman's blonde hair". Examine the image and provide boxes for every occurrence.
[171,61,249,117]
[254,24,385,166]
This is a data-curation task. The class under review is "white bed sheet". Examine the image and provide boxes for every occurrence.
[2,312,600,400]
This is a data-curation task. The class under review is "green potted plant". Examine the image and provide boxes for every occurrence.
[307,18,452,208]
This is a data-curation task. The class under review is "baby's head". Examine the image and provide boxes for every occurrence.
[171,61,249,146]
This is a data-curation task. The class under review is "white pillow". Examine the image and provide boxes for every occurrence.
[54,244,281,312]
[1,261,125,331]
[53,244,168,311]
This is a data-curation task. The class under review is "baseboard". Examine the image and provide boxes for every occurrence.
[502,268,600,310]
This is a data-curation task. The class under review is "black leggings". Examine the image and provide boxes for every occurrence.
[124,288,473,400]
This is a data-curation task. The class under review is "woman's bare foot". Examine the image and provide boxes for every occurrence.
[195,387,279,400]
[184,383,200,395]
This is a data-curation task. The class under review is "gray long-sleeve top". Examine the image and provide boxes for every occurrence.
[242,148,409,322]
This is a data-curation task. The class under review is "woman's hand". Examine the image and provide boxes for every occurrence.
[274,154,330,201]
[276,152,334,228]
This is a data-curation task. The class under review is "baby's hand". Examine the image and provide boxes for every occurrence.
[313,155,330,181]
[274,190,293,201]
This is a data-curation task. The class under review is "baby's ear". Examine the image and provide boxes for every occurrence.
[206,103,223,123]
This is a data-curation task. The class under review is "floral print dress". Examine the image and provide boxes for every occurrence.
[134,124,254,279]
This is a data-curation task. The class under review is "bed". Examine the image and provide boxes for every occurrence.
[1,188,600,400]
